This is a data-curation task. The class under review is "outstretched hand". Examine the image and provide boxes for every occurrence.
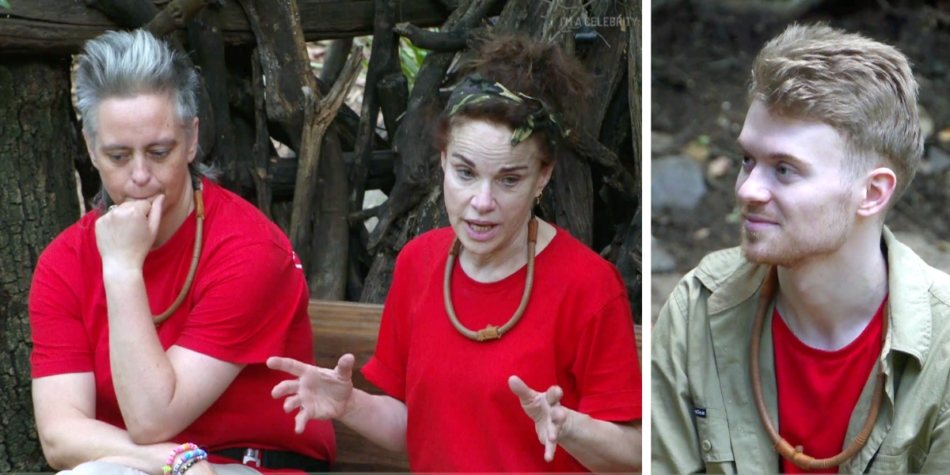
[509,375,572,462]
[267,354,356,433]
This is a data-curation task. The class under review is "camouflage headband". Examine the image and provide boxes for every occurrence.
[444,74,565,146]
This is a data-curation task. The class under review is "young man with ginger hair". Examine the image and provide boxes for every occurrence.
[652,24,950,474]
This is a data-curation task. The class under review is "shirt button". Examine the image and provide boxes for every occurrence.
[702,440,712,452]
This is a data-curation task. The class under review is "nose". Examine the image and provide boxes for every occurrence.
[130,155,152,187]
[470,180,495,213]
[736,165,771,206]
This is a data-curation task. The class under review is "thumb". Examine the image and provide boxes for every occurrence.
[508,375,537,404]
[335,354,355,381]
[148,195,165,237]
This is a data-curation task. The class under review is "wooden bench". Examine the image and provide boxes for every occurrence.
[308,299,644,472]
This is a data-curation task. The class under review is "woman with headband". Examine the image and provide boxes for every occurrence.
[267,35,642,472]
[29,30,334,474]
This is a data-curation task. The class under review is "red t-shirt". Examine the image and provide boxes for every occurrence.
[773,298,886,474]
[361,226,642,472]
[29,178,335,471]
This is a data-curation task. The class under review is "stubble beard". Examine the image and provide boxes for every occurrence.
[740,200,852,268]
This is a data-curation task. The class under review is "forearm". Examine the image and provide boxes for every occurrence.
[338,389,408,452]
[40,415,174,475]
[559,411,642,473]
[104,268,178,440]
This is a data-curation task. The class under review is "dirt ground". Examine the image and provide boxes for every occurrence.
[651,1,950,321]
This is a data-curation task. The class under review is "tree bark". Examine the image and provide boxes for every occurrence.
[348,0,401,216]
[235,0,314,153]
[291,47,363,277]
[1,0,452,54]
[0,57,81,472]
[309,128,350,300]
[320,38,354,86]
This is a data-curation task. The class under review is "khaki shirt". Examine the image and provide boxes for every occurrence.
[652,228,950,474]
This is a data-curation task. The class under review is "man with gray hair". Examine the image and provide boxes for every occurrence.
[653,24,950,473]
[29,30,335,474]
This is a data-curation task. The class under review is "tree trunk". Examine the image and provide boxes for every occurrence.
[0,57,81,472]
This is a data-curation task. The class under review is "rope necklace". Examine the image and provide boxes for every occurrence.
[444,218,538,341]
[152,178,204,324]
[750,265,887,470]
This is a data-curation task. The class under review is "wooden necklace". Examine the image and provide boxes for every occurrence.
[153,176,205,325]
[443,218,538,341]
[750,265,887,470]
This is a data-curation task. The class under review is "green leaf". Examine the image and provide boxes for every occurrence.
[0,0,11,9]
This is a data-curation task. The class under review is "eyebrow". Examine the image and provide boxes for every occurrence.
[100,138,178,150]
[737,143,807,168]
[450,153,529,172]
[451,153,475,167]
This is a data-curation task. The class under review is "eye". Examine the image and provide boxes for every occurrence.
[456,167,473,180]
[151,150,170,159]
[777,164,793,176]
[108,153,125,161]
[502,176,520,187]
[741,155,754,167]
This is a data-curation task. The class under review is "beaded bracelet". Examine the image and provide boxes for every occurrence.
[175,453,208,475]
[163,443,200,473]
[172,449,208,475]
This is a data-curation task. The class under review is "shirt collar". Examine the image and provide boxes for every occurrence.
[699,227,933,367]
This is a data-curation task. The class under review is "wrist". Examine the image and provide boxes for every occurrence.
[102,263,144,282]
[557,408,584,445]
[339,388,365,424]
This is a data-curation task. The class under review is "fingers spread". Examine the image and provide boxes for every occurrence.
[544,437,556,462]
[267,356,308,377]
[283,395,302,414]
[271,379,300,399]
[545,385,564,406]
[508,375,537,404]
[295,409,309,434]
[550,405,569,426]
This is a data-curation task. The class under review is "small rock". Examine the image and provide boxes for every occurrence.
[721,101,732,111]
[693,228,711,241]
[684,141,711,163]
[924,146,950,176]
[652,155,707,212]
[708,156,732,178]
[652,237,676,273]
[938,128,950,145]
[716,115,731,130]
[920,105,934,142]
[652,131,677,156]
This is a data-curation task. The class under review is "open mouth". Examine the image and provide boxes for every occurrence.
[464,220,499,241]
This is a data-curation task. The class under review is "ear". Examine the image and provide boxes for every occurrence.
[187,117,199,164]
[537,162,555,191]
[84,131,101,171]
[440,150,447,172]
[857,167,897,219]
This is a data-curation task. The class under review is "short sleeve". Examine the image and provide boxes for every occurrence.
[573,294,642,421]
[175,240,308,364]
[361,250,414,402]
[30,236,92,378]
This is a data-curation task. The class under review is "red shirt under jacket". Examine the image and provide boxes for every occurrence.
[773,298,886,474]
